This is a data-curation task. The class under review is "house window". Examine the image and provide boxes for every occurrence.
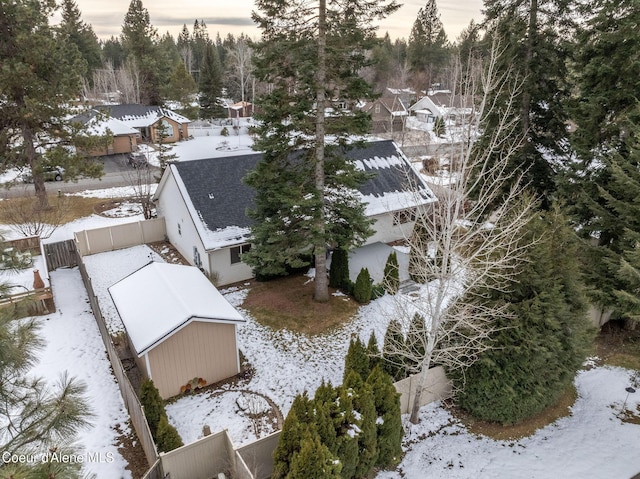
[374,104,381,114]
[230,244,251,264]
[177,223,182,236]
[393,208,416,226]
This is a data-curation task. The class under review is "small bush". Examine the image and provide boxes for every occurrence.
[220,126,229,136]
[383,252,400,294]
[353,268,372,303]
[371,283,386,300]
[329,248,349,289]
[139,379,166,440]
[156,416,184,452]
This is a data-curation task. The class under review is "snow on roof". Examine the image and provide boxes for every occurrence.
[96,104,191,128]
[108,262,244,356]
[86,116,138,136]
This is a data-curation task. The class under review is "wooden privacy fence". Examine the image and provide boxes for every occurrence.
[44,239,78,270]
[75,251,161,474]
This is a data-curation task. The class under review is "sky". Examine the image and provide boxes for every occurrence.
[66,0,484,43]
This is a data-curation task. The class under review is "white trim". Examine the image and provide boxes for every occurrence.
[145,353,152,379]
[234,325,241,373]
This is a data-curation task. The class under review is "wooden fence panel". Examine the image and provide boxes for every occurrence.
[44,240,78,271]
[75,253,160,472]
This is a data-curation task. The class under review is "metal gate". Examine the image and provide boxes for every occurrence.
[43,239,78,271]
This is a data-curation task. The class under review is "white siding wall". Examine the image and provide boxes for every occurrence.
[366,213,415,244]
[209,248,253,286]
[156,174,209,275]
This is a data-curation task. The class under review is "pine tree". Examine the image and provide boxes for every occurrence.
[166,61,198,116]
[407,0,449,89]
[457,209,595,424]
[156,415,184,452]
[408,215,430,283]
[199,41,224,119]
[367,331,381,371]
[140,378,166,439]
[329,248,350,289]
[0,0,104,209]
[354,268,373,303]
[272,393,312,479]
[121,0,164,105]
[58,0,102,83]
[366,366,403,468]
[382,320,406,381]
[343,336,371,382]
[383,251,400,294]
[481,0,574,206]
[249,0,398,302]
[1,247,91,474]
[287,430,342,479]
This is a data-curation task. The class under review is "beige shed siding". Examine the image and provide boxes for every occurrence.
[160,429,234,479]
[148,321,239,399]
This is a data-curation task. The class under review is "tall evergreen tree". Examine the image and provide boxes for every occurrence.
[457,209,595,424]
[272,393,312,479]
[481,0,574,206]
[564,0,640,320]
[139,378,166,439]
[0,0,104,208]
[248,0,398,302]
[102,35,126,69]
[366,365,403,468]
[329,248,350,289]
[407,0,449,89]
[199,42,224,119]
[58,0,102,83]
[382,320,406,381]
[121,0,163,104]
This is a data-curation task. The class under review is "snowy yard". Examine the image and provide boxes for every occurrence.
[82,244,640,478]
[2,202,639,478]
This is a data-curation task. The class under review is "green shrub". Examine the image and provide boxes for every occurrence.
[367,366,403,468]
[220,126,229,136]
[156,416,184,452]
[353,267,372,303]
[383,251,400,294]
[371,283,386,300]
[139,379,166,440]
[343,336,370,382]
[288,431,341,479]
[329,248,349,289]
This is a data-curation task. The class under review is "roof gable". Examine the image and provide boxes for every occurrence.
[160,140,435,250]
[108,262,244,356]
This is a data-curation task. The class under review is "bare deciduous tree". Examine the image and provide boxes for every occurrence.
[383,39,538,424]
[125,163,156,220]
[2,189,72,239]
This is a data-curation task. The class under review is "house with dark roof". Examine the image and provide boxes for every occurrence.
[95,104,191,143]
[152,139,436,286]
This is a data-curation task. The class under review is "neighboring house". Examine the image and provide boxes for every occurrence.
[409,90,474,126]
[358,91,409,133]
[96,104,191,143]
[108,262,245,399]
[74,110,139,157]
[152,139,437,286]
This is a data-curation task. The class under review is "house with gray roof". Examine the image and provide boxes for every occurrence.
[96,104,191,143]
[152,139,436,286]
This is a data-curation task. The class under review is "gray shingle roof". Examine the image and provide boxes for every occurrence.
[166,140,435,249]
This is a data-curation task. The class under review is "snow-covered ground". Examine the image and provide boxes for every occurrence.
[27,268,133,478]
[80,244,640,479]
[380,367,640,479]
[2,185,639,478]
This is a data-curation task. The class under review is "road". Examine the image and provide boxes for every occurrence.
[1,154,160,198]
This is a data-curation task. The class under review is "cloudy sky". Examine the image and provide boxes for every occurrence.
[67,0,483,42]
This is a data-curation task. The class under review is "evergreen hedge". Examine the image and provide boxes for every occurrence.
[383,251,400,294]
[329,248,350,289]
